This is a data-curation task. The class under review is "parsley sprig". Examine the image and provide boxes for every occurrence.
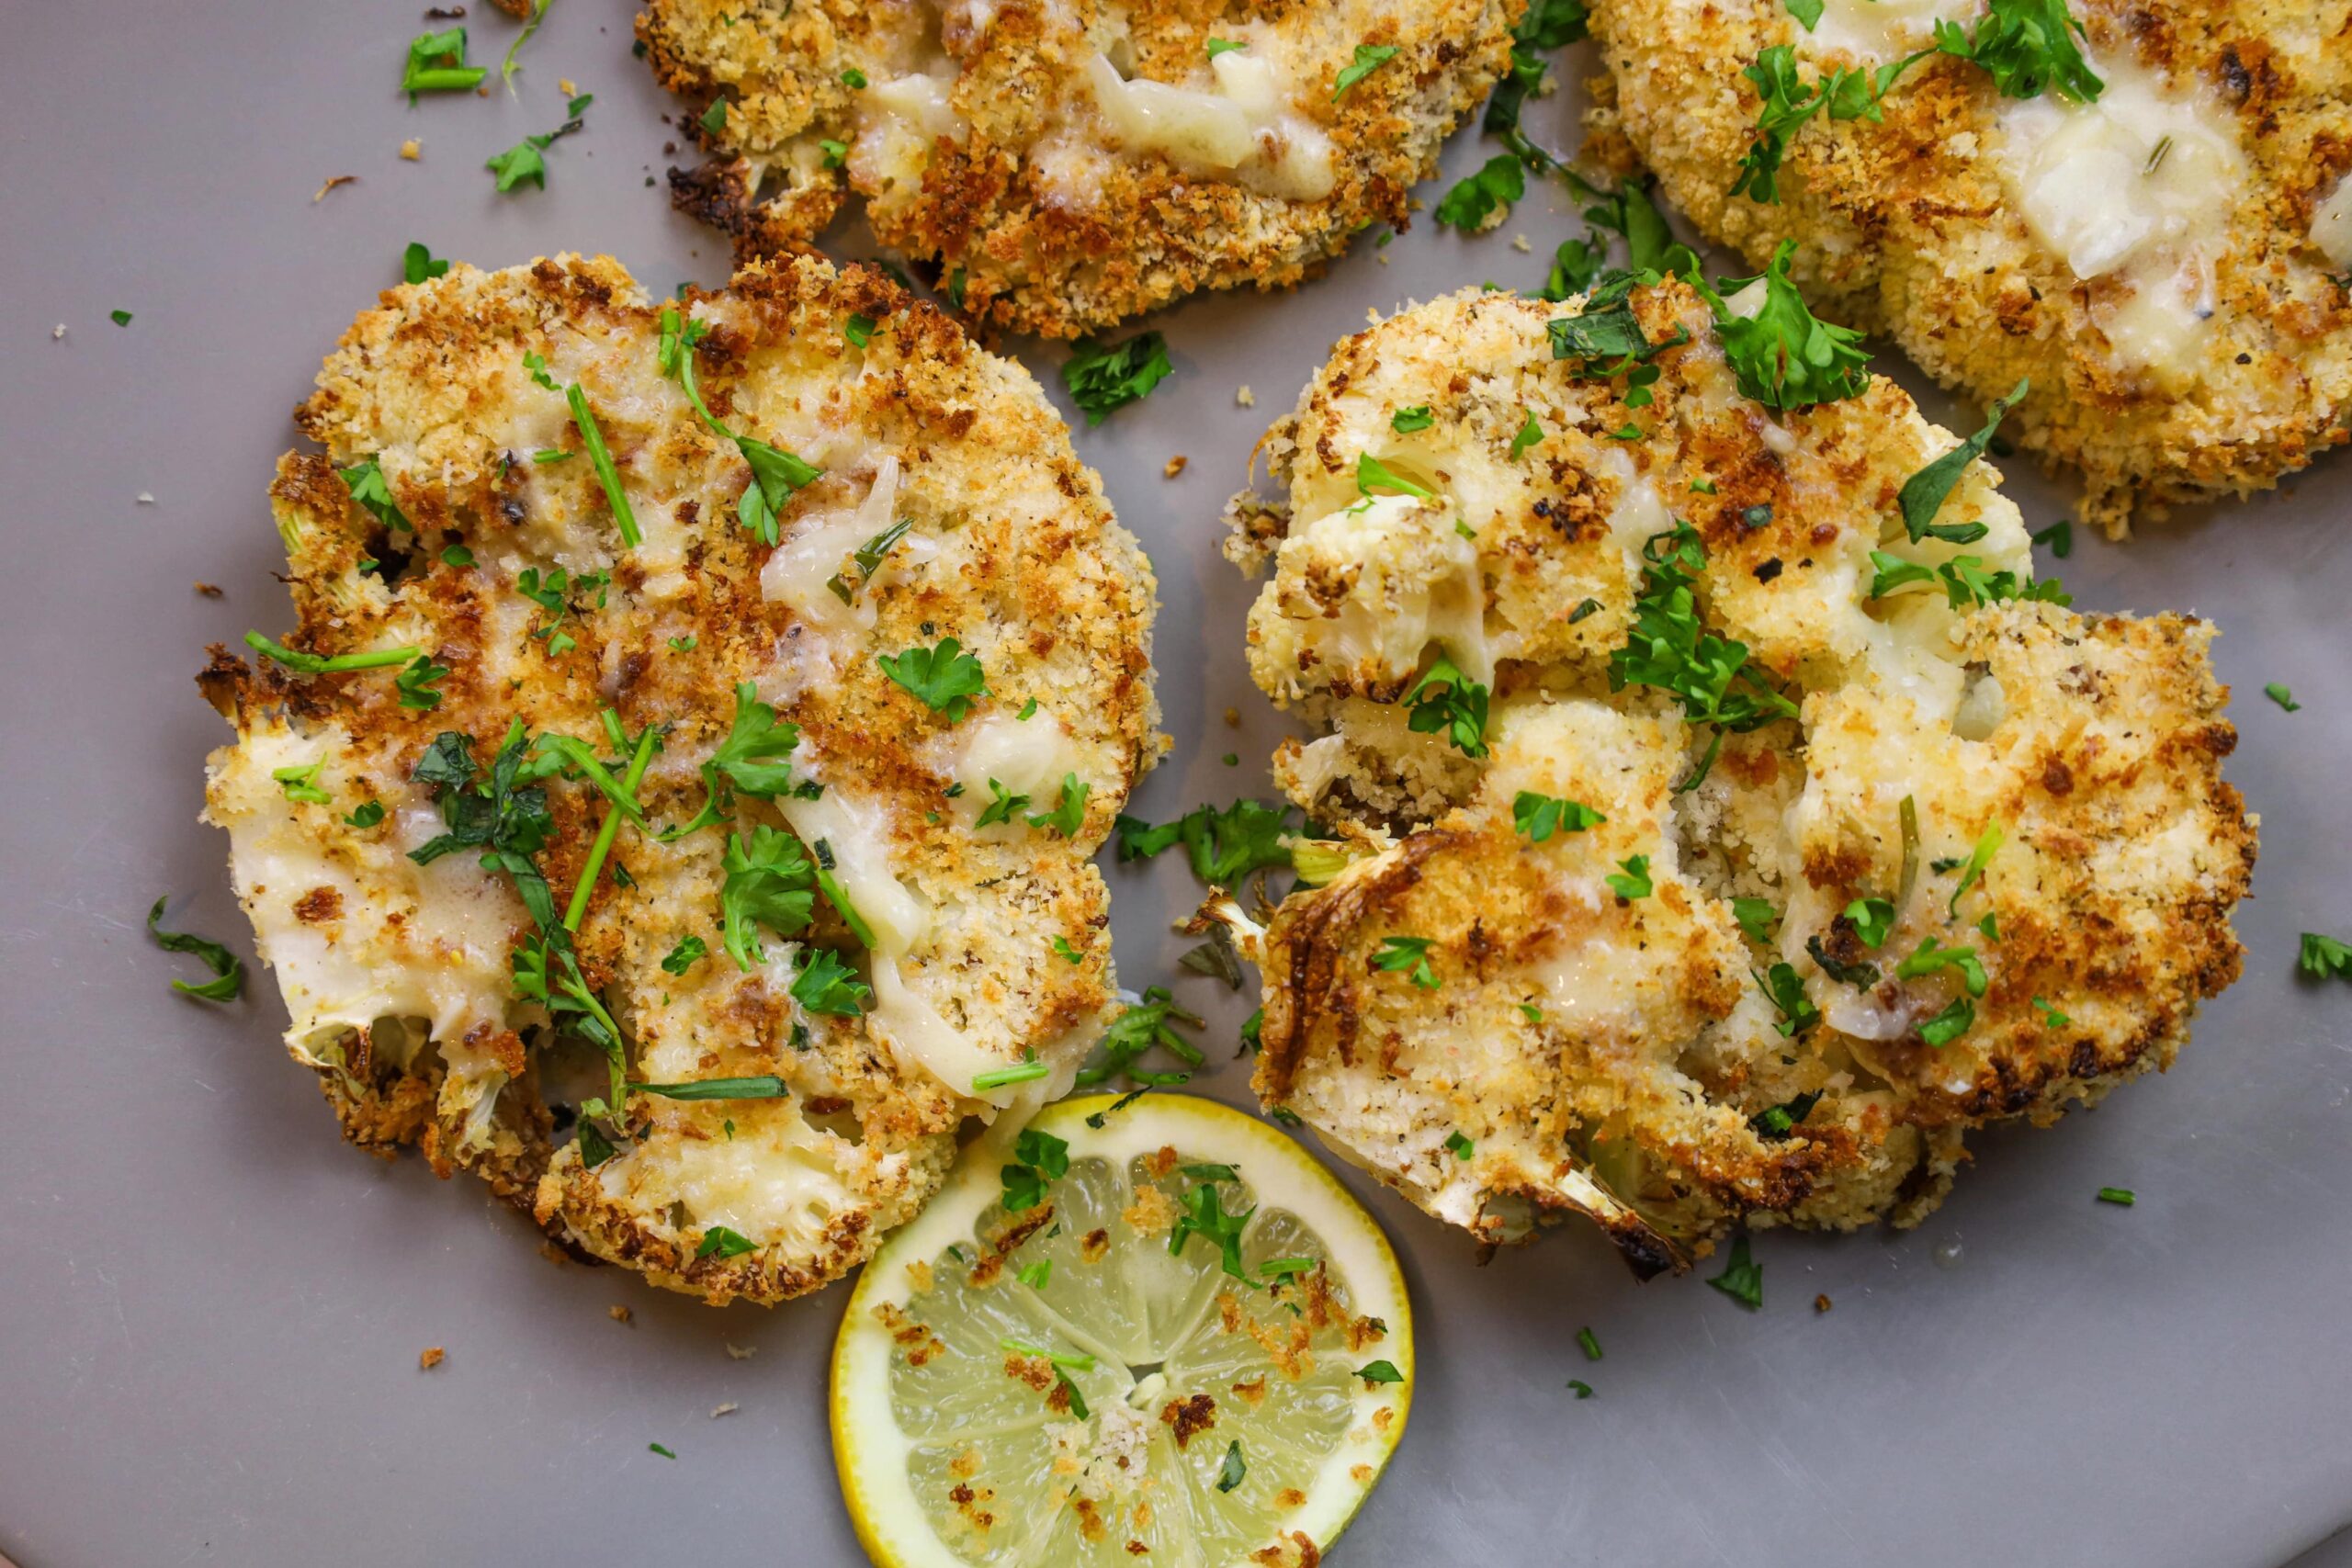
[1693,241,1872,412]
[146,897,244,1001]
[1609,521,1798,789]
[1062,333,1172,424]
[878,637,989,723]
[1114,799,1298,886]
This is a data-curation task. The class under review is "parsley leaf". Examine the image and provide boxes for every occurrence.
[1605,854,1654,900]
[1026,773,1091,838]
[791,946,872,1017]
[1373,935,1442,989]
[402,242,451,286]
[1062,333,1172,424]
[1946,822,2003,917]
[1933,0,2104,103]
[1917,995,1975,1046]
[1509,408,1545,458]
[1169,1179,1256,1282]
[1483,0,1587,168]
[1113,799,1297,885]
[661,935,707,976]
[1844,896,1895,948]
[339,455,411,532]
[1207,38,1247,58]
[1896,935,1989,997]
[1435,154,1527,232]
[272,758,333,806]
[1610,521,1799,788]
[695,1225,757,1259]
[2266,683,2301,713]
[1403,656,1490,756]
[2300,932,2352,979]
[1001,1126,1070,1213]
[1355,1359,1405,1384]
[975,779,1033,829]
[1216,1440,1247,1494]
[1697,240,1871,411]
[1749,1089,1822,1139]
[1897,379,2030,542]
[1331,42,1398,98]
[1075,987,1204,1088]
[1806,932,1881,989]
[1392,405,1434,433]
[145,897,244,1001]
[879,637,989,722]
[1757,962,1820,1037]
[1444,1131,1476,1160]
[345,800,386,829]
[1707,1234,1763,1308]
[1732,897,1779,945]
[1512,791,1606,842]
[402,27,486,96]
[719,826,816,970]
[1357,453,1434,500]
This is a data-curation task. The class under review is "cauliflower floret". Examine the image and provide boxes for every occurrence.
[1227,280,2255,1269]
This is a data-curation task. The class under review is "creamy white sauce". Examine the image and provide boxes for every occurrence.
[938,708,1090,829]
[1997,53,2245,387]
[1080,46,1334,201]
[758,455,901,649]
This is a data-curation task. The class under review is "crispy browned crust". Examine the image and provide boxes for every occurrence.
[636,0,1521,337]
[204,252,1159,1303]
[1585,0,2352,532]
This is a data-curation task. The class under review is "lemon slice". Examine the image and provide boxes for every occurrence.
[832,1092,1414,1567]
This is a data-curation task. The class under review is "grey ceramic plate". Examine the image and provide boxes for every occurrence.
[2,5,2347,1565]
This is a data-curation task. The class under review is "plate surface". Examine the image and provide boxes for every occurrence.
[0,6,2346,1564]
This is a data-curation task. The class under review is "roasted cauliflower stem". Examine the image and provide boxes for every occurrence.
[637,0,1521,338]
[198,253,1159,1304]
[1217,281,2255,1273]
[1581,0,2352,534]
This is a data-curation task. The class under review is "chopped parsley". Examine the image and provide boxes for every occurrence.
[659,681,799,841]
[1732,897,1779,945]
[2266,683,2301,713]
[1077,988,1204,1089]
[485,100,589,192]
[1443,1131,1476,1160]
[878,637,989,722]
[1018,1259,1053,1290]
[1757,962,1820,1037]
[1707,1234,1763,1309]
[344,800,386,829]
[1933,0,2103,103]
[1207,38,1246,58]
[1113,798,1297,886]
[1391,405,1434,434]
[1216,1441,1247,1494]
[1356,452,1434,501]
[2300,932,2352,980]
[790,946,872,1017]
[695,1225,756,1259]
[1610,520,1798,789]
[272,758,333,806]
[520,352,641,547]
[109,309,133,327]
[1577,1325,1602,1360]
[145,897,244,1001]
[1052,935,1085,966]
[1806,933,1880,990]
[2031,995,2070,1028]
[842,312,876,349]
[1896,379,2030,542]
[660,935,708,976]
[1354,1359,1405,1385]
[1946,822,2003,917]
[1169,1179,1256,1282]
[1509,408,1545,458]
[1917,995,1975,1047]
[1749,1089,1822,1139]
[1372,935,1442,989]
[632,1075,786,1101]
[1483,0,1589,170]
[1729,46,1924,205]
[1606,855,1654,900]
[973,1053,1051,1091]
[842,66,867,87]
[1402,655,1490,756]
[243,630,419,676]
[1844,896,1895,948]
[1026,773,1090,838]
[402,27,487,96]
[1435,154,1527,232]
[2031,518,2074,558]
[500,0,549,84]
[1331,42,1398,98]
[1062,333,1172,424]
[1867,551,2070,610]
[1696,241,1871,411]
[1895,935,1989,997]
[1512,791,1606,842]
[339,455,411,532]
[394,653,450,710]
[402,242,452,286]
[975,779,1032,829]
[2096,1186,2135,1206]
[699,98,728,135]
[718,825,816,970]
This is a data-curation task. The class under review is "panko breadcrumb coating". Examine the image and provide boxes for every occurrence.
[1216,279,2254,1271]
[637,0,1520,338]
[1582,0,2352,533]
[199,253,1158,1304]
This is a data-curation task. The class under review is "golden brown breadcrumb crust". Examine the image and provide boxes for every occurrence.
[1224,279,2255,1269]
[1584,0,2352,532]
[201,253,1158,1303]
[637,0,1521,338]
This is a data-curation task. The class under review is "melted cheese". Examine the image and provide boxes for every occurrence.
[869,69,967,143]
[1998,56,2244,387]
[1802,0,1966,59]
[2312,177,2352,271]
[1080,48,1334,201]
[940,708,1091,827]
[758,455,900,649]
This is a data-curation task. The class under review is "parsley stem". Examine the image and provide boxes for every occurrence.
[566,383,642,547]
[973,1057,1050,1091]
[564,725,658,933]
[244,630,419,673]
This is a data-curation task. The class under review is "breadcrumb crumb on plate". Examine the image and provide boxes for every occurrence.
[1216,278,2255,1272]
[636,0,1521,337]
[1583,0,2352,533]
[198,252,1159,1305]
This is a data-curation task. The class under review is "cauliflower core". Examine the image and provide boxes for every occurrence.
[200,254,1158,1303]
[1221,280,2255,1270]
[638,0,1519,337]
[1582,0,2352,533]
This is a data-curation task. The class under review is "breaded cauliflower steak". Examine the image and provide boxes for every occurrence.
[1219,280,2254,1270]
[639,0,1520,337]
[1583,0,2352,533]
[199,254,1159,1303]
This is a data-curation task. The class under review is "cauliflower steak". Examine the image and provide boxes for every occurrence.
[1219,277,2254,1271]
[200,254,1159,1303]
[638,0,1521,337]
[1583,0,2352,532]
